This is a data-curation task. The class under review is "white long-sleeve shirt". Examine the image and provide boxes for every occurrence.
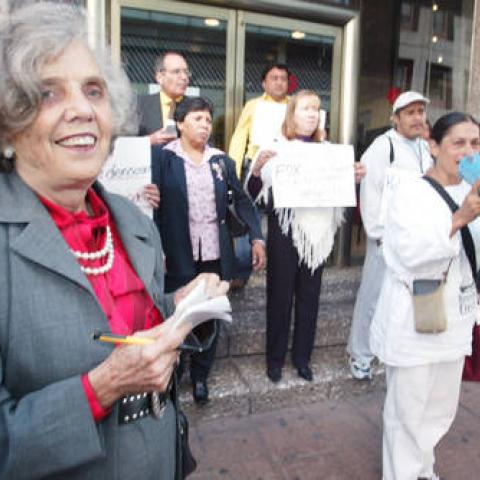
[359,128,433,240]
[370,178,480,367]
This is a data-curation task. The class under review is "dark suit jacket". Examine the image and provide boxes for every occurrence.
[0,172,176,479]
[137,92,163,136]
[151,145,263,292]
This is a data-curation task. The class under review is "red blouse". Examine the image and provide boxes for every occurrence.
[39,188,163,421]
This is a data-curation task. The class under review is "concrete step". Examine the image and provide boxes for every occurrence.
[180,346,385,424]
[215,266,362,358]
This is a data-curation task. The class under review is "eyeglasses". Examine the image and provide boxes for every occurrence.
[161,68,192,78]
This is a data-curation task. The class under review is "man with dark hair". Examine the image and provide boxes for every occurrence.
[229,64,290,177]
[228,63,290,288]
[138,51,190,145]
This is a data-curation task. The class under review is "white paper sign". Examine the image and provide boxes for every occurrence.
[271,142,356,208]
[250,101,287,148]
[99,136,153,217]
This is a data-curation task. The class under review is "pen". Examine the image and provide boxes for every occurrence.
[92,331,203,352]
[93,331,154,346]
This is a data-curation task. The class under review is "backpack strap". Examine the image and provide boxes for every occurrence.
[387,136,394,164]
[423,176,477,283]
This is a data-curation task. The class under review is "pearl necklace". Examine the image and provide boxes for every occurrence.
[71,225,114,276]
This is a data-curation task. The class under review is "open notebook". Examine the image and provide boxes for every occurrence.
[170,280,232,331]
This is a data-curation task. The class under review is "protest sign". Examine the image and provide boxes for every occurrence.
[271,142,356,208]
[99,137,152,217]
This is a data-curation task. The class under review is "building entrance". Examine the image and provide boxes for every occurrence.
[111,0,342,150]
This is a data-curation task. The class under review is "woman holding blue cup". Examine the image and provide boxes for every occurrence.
[370,111,480,479]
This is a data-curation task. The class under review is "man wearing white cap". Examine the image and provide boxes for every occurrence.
[347,91,433,379]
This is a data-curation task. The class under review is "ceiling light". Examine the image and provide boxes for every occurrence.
[291,30,305,40]
[432,4,439,12]
[437,56,443,63]
[432,35,438,43]
[204,18,219,27]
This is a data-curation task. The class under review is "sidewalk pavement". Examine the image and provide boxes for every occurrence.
[189,381,480,480]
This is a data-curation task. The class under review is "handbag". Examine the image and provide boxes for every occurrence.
[423,176,479,288]
[419,176,480,336]
[226,188,249,238]
[411,278,448,334]
[177,409,197,478]
[171,373,197,479]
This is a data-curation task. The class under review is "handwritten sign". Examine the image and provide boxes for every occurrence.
[99,136,152,217]
[271,142,356,208]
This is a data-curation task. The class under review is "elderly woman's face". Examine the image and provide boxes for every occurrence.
[12,41,113,195]
[430,121,480,183]
[177,110,212,149]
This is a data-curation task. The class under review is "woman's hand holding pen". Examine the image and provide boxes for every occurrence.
[88,320,191,409]
[88,273,228,409]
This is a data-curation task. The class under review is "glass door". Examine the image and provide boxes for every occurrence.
[111,0,236,150]
[235,11,342,142]
[111,1,343,148]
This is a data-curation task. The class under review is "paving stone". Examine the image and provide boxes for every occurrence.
[179,358,250,422]
[189,384,480,480]
[181,345,385,424]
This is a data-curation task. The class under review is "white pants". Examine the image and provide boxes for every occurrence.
[383,359,464,480]
[347,237,386,363]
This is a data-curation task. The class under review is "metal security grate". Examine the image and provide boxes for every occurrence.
[244,34,333,109]
[121,12,227,95]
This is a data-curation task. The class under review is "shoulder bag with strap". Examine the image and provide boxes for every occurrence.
[423,176,478,288]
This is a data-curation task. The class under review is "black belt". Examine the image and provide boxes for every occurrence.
[118,390,169,425]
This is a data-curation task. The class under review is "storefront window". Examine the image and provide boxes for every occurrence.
[353,0,474,261]
[358,0,474,150]
[120,7,228,148]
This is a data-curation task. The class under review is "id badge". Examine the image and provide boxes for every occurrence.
[459,283,477,320]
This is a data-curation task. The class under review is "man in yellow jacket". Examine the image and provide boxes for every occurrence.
[228,64,290,288]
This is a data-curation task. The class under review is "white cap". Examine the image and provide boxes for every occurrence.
[392,91,430,114]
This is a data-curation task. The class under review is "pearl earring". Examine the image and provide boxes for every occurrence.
[3,146,15,159]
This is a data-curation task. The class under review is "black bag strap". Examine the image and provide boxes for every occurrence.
[423,176,477,282]
[387,136,394,164]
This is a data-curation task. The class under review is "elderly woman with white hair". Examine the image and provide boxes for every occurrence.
[0,2,226,479]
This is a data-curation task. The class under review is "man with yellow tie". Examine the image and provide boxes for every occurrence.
[228,64,290,288]
[138,51,190,145]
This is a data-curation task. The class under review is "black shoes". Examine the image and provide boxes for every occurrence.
[267,366,313,382]
[267,366,282,383]
[297,366,313,382]
[192,380,209,405]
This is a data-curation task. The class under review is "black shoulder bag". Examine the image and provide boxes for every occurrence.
[219,158,249,238]
[423,176,479,289]
[172,371,197,479]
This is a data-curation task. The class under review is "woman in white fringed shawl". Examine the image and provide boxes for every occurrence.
[246,90,365,383]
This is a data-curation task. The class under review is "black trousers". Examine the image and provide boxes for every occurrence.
[266,215,324,369]
[187,259,221,383]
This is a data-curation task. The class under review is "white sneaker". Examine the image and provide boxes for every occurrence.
[349,357,372,380]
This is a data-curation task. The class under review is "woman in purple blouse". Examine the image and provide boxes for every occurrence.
[151,97,265,404]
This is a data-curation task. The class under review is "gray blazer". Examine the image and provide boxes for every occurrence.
[138,92,164,136]
[0,172,177,479]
